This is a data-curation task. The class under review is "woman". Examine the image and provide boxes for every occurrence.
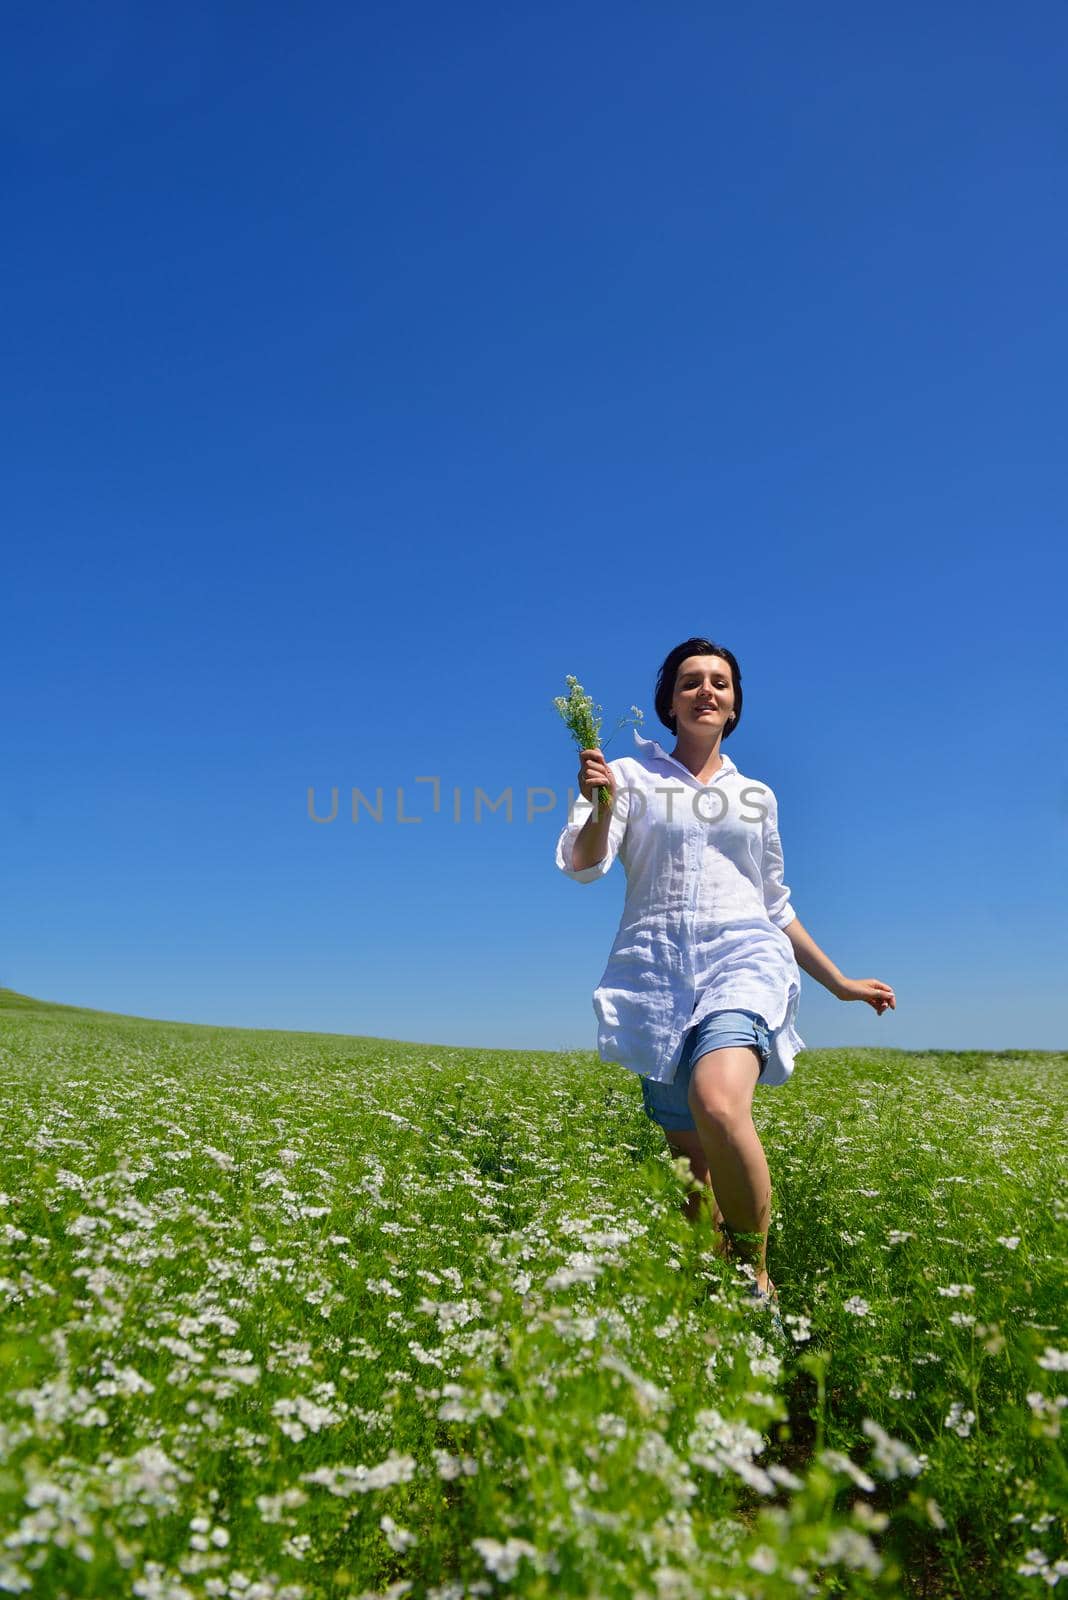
[555,636,895,1328]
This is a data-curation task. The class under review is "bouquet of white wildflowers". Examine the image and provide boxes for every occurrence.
[552,676,643,812]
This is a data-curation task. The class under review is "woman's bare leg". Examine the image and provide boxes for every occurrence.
[664,1127,729,1257]
[686,1045,774,1294]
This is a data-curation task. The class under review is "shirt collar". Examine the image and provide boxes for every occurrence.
[632,728,737,784]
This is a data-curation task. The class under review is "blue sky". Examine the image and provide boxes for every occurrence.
[4,2,1066,1053]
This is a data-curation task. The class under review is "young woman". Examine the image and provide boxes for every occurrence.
[555,636,895,1327]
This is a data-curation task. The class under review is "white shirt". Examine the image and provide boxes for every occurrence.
[555,728,806,1088]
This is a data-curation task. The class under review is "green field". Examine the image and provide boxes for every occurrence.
[0,987,1064,1598]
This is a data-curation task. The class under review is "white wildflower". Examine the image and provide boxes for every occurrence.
[104,1366,156,1397]
[380,1514,418,1552]
[256,1488,308,1523]
[818,1450,876,1493]
[1025,1392,1067,1437]
[1016,1549,1068,1580]
[544,1252,603,1290]
[105,1445,191,1509]
[852,1501,889,1531]
[819,1527,883,1576]
[785,1312,813,1344]
[861,1418,925,1479]
[132,1560,196,1598]
[432,1449,478,1481]
[689,1407,775,1494]
[598,1351,670,1415]
[407,1341,443,1368]
[472,1536,539,1581]
[201,1146,235,1171]
[210,1362,260,1386]
[943,1402,976,1437]
[271,1394,343,1441]
[415,1296,478,1330]
[301,1451,416,1495]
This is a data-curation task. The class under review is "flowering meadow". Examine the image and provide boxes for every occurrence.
[0,987,1064,1599]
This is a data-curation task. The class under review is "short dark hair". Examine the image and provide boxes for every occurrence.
[654,638,743,738]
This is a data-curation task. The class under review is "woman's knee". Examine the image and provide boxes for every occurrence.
[686,1048,760,1127]
[687,1090,750,1130]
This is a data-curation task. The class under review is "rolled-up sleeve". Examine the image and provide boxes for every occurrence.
[554,775,629,883]
[761,792,796,929]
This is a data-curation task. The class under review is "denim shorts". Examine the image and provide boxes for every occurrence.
[640,1009,772,1132]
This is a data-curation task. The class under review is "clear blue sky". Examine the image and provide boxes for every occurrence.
[4,3,1066,1052]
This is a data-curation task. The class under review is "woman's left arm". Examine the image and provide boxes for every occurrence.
[783,917,896,1016]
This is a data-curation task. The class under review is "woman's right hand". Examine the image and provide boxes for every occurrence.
[578,748,616,809]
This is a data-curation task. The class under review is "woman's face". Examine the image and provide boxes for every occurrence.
[671,654,736,736]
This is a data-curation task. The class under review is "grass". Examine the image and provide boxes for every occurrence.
[0,986,1064,1598]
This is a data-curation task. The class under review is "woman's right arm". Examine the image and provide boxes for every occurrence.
[571,747,617,872]
[571,804,616,872]
[555,748,627,881]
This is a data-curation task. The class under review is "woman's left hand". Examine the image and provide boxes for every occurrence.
[836,978,896,1015]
